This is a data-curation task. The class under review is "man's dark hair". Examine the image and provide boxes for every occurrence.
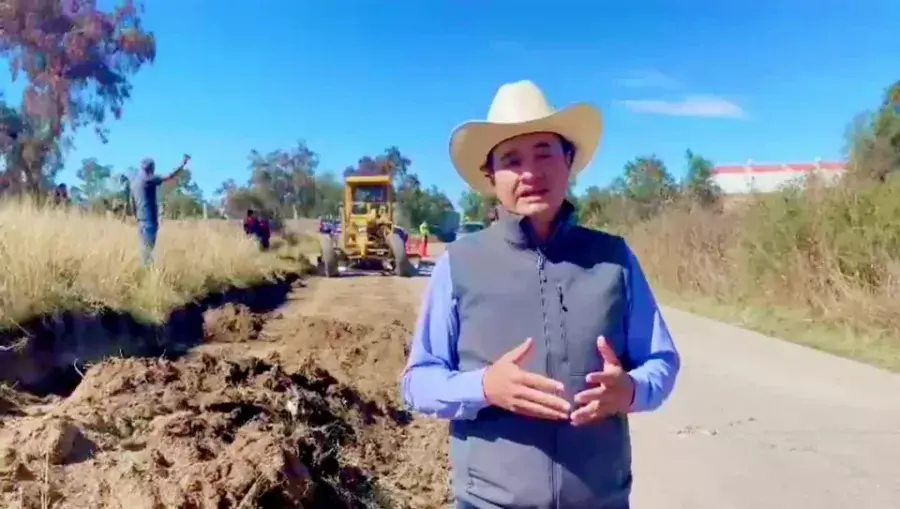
[246,209,255,217]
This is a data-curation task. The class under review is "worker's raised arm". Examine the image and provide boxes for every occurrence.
[399,252,488,420]
[162,154,191,183]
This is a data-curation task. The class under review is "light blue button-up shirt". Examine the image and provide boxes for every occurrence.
[400,244,680,420]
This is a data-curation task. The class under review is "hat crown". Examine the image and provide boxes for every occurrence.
[486,80,556,124]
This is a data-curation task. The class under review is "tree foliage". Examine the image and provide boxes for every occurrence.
[0,0,155,198]
[576,149,722,228]
[682,149,722,210]
[613,155,679,220]
[0,0,156,139]
[847,80,900,182]
[218,141,342,220]
[72,156,112,203]
[458,190,498,224]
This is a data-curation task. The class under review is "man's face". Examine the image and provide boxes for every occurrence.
[489,132,571,218]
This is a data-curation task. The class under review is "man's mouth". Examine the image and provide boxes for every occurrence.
[519,189,548,199]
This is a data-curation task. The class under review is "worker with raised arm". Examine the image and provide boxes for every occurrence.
[400,80,680,509]
[131,154,191,264]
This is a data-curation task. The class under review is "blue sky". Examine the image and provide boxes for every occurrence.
[32,1,900,205]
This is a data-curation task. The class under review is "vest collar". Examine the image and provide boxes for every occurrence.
[495,200,576,250]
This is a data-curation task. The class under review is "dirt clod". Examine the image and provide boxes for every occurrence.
[203,303,266,343]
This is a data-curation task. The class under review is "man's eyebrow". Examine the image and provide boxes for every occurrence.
[533,141,552,150]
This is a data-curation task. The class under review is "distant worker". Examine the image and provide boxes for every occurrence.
[243,209,259,236]
[119,175,134,218]
[243,209,271,251]
[418,220,430,257]
[257,217,271,251]
[131,154,190,264]
[52,183,69,206]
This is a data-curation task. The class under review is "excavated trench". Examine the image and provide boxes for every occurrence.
[0,275,300,397]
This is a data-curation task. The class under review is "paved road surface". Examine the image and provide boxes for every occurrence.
[629,307,900,509]
[400,246,900,508]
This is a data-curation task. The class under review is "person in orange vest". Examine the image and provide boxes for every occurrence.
[418,221,430,257]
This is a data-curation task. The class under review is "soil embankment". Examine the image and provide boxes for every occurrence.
[0,276,300,396]
[0,273,449,508]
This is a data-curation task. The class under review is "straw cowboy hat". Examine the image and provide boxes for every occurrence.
[449,80,604,195]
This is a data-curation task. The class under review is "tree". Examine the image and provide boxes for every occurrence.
[847,80,900,182]
[0,98,68,196]
[619,155,679,220]
[246,141,319,218]
[682,149,722,209]
[311,171,342,217]
[74,157,113,203]
[458,189,498,223]
[161,168,205,218]
[577,185,637,229]
[0,0,155,196]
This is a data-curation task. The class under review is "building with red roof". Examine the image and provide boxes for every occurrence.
[711,159,846,195]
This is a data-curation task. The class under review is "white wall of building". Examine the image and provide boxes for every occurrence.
[711,162,846,195]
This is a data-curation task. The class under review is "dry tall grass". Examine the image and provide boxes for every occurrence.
[0,200,284,328]
[618,177,900,369]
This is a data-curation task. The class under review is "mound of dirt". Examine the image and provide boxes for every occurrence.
[254,314,452,507]
[0,353,414,508]
[203,303,266,343]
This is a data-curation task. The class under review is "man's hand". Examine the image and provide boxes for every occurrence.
[570,336,635,426]
[163,155,191,182]
[483,338,571,420]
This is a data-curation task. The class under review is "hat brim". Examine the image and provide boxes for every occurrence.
[449,103,603,195]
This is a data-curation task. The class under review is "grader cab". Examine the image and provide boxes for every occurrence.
[317,172,416,277]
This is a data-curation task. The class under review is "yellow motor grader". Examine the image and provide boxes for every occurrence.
[317,172,416,277]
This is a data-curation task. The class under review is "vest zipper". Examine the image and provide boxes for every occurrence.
[536,250,558,508]
[557,282,568,370]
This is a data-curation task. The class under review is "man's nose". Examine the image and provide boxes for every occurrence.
[519,168,545,183]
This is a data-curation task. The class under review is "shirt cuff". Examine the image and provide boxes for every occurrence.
[627,370,650,413]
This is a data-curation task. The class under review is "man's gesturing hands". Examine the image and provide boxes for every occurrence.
[483,338,571,420]
[483,336,634,424]
[570,337,635,426]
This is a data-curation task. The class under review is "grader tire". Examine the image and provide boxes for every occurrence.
[389,232,416,278]
[319,235,339,278]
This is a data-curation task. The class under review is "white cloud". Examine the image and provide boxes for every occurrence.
[618,95,747,119]
[617,69,681,89]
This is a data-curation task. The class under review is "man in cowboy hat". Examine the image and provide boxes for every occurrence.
[400,80,680,508]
